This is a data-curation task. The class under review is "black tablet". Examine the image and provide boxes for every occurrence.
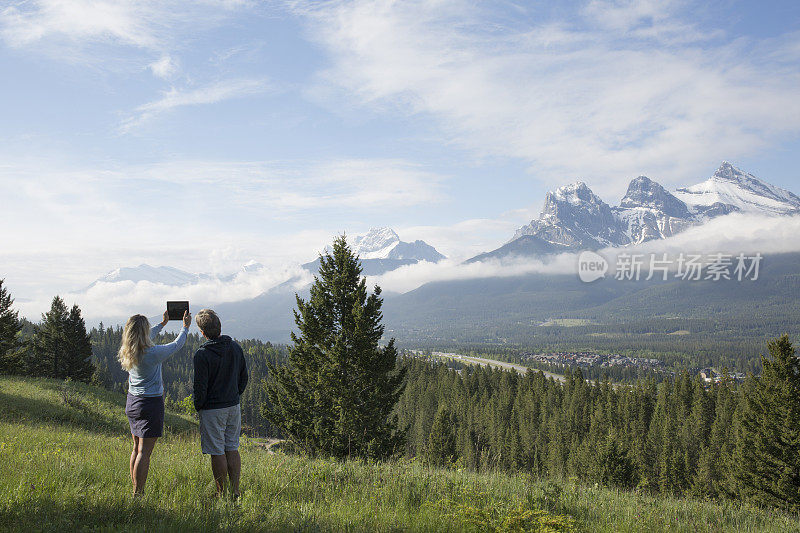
[167,301,189,321]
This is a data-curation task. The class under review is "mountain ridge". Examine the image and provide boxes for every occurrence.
[469,162,799,262]
[84,228,446,290]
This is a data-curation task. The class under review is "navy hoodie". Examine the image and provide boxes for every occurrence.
[193,335,248,411]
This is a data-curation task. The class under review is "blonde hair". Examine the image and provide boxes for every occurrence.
[118,314,154,371]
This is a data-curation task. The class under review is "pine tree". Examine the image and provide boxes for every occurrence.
[734,335,800,512]
[598,431,635,489]
[32,297,95,381]
[427,405,457,466]
[0,279,25,374]
[264,235,406,459]
[64,304,95,382]
[32,296,69,378]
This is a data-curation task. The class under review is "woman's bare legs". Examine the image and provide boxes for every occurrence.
[130,435,139,484]
[132,437,158,494]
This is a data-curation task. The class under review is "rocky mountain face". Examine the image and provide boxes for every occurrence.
[471,162,799,262]
[468,183,628,262]
[614,176,695,244]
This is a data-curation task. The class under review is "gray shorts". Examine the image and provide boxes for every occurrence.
[198,404,241,455]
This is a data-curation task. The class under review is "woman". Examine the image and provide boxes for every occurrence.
[118,309,191,495]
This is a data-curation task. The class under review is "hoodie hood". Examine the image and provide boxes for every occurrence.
[200,335,233,356]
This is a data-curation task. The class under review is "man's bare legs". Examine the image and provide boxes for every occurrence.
[210,450,241,498]
[225,450,241,497]
[132,437,158,495]
[210,454,228,497]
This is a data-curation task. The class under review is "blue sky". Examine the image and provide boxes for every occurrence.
[1,0,799,315]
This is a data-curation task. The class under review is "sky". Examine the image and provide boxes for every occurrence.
[1,0,799,320]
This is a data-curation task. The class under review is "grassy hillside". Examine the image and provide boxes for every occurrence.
[1,376,798,532]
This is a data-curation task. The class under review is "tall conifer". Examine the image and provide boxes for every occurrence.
[0,279,24,374]
[264,235,406,459]
[427,405,457,466]
[734,335,800,512]
[64,304,95,382]
[32,297,95,381]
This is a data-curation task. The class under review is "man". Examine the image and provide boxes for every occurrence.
[193,308,248,499]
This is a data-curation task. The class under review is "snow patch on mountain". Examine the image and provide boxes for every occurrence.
[350,227,446,262]
[351,227,402,259]
[674,161,800,215]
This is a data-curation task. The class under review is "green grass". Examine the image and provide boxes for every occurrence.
[0,376,798,532]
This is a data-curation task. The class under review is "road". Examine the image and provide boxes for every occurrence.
[427,351,566,382]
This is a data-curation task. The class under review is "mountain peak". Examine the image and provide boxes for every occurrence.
[675,162,800,215]
[351,227,401,257]
[309,228,444,274]
[552,181,591,201]
[619,175,692,219]
[508,180,628,249]
[713,161,750,183]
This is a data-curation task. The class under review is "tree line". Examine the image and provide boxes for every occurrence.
[0,280,93,382]
[395,335,800,513]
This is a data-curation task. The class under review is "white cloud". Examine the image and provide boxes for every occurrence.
[0,155,448,309]
[0,0,252,52]
[14,261,313,323]
[8,207,799,324]
[296,0,800,196]
[0,0,259,90]
[368,213,800,294]
[149,54,178,78]
[0,0,163,49]
[0,157,446,245]
[119,78,270,132]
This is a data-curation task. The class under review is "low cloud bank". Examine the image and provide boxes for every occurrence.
[17,263,313,326]
[369,213,800,293]
[16,213,800,325]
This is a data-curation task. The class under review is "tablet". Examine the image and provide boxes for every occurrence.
[167,301,189,321]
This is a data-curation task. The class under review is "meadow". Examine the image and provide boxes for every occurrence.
[0,375,798,532]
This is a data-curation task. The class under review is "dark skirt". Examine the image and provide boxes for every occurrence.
[125,393,164,438]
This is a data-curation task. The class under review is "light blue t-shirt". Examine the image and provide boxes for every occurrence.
[127,323,189,397]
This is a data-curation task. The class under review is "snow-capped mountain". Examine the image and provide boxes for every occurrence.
[510,182,629,248]
[241,260,265,273]
[674,161,800,216]
[306,227,446,275]
[85,229,445,293]
[469,183,628,262]
[614,176,695,245]
[351,227,446,262]
[470,162,799,262]
[351,227,402,259]
[86,264,206,289]
[83,261,265,291]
